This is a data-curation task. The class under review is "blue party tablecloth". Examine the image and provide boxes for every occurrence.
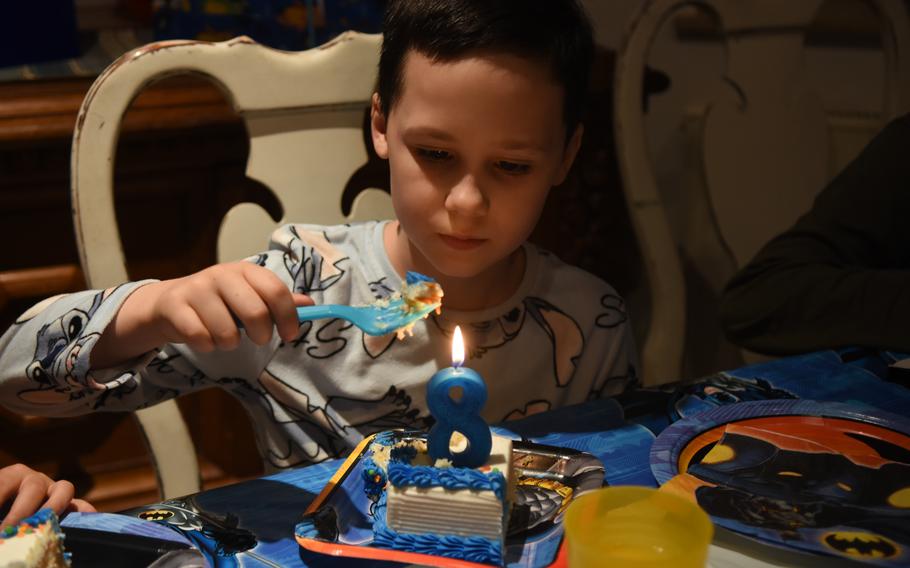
[61,349,910,567]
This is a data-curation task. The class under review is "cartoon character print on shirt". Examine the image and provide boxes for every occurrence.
[525,297,585,387]
[249,369,427,468]
[583,293,637,399]
[14,294,69,325]
[291,319,353,359]
[596,293,628,329]
[587,364,638,402]
[287,274,400,360]
[496,293,632,420]
[216,375,346,466]
[503,400,552,422]
[429,297,583,423]
[17,288,125,406]
[250,225,349,296]
[260,227,358,359]
[286,224,348,293]
[274,228,403,359]
[362,276,402,359]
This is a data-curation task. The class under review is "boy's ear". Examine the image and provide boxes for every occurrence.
[370,93,390,159]
[555,124,584,186]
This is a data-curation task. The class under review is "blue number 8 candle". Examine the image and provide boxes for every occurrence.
[426,325,492,468]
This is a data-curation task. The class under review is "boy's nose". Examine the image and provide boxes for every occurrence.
[444,174,488,217]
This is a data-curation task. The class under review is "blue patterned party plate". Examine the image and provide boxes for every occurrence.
[650,400,910,565]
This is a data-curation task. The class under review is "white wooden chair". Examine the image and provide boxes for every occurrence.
[614,0,910,385]
[70,32,392,499]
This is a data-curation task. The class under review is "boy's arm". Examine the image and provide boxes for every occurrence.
[0,260,310,418]
[89,281,170,368]
[91,261,312,369]
[720,114,910,355]
[0,283,164,417]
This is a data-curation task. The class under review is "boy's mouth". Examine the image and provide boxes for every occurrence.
[439,233,486,250]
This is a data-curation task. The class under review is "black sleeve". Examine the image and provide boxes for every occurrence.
[719,114,910,355]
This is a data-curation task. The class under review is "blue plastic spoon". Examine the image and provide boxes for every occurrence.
[295,271,443,337]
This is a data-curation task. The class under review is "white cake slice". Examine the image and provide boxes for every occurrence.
[364,432,515,565]
[386,435,514,541]
[0,509,70,568]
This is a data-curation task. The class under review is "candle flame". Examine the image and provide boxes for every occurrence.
[452,325,465,367]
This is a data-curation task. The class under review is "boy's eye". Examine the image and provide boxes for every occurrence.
[417,148,452,162]
[496,161,531,175]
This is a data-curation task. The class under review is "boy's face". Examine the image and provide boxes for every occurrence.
[372,50,582,282]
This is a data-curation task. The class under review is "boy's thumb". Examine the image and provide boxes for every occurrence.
[293,293,315,307]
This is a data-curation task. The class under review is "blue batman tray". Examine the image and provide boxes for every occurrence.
[295,430,605,567]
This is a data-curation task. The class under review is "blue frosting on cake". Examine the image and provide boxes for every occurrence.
[362,457,387,502]
[371,430,397,447]
[387,462,506,500]
[1,508,60,539]
[372,492,502,564]
[364,432,508,565]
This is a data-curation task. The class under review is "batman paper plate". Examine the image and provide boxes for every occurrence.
[650,400,910,565]
[295,430,605,567]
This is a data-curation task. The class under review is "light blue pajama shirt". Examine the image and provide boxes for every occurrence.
[0,221,637,471]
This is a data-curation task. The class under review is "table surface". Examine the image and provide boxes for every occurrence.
[60,348,910,568]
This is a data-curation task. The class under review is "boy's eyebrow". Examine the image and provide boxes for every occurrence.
[499,140,548,154]
[403,127,548,154]
[401,126,455,142]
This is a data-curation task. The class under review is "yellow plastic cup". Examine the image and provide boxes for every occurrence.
[563,486,713,568]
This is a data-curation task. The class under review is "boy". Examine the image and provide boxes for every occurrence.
[0,0,636,520]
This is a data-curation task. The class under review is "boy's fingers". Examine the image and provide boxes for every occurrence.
[262,293,298,344]
[2,476,49,527]
[285,294,314,341]
[244,268,302,343]
[191,295,241,351]
[41,480,75,516]
[0,465,24,512]
[220,279,274,346]
[0,467,87,528]
[68,499,96,513]
[293,293,314,307]
[165,306,215,352]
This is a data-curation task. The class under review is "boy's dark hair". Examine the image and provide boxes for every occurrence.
[377,0,595,137]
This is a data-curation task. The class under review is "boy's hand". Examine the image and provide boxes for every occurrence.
[0,464,96,528]
[146,262,313,351]
[92,262,313,367]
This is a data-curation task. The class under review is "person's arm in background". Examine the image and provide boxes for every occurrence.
[720,114,910,355]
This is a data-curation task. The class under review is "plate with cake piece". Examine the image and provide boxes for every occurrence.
[0,509,69,568]
[295,429,605,567]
